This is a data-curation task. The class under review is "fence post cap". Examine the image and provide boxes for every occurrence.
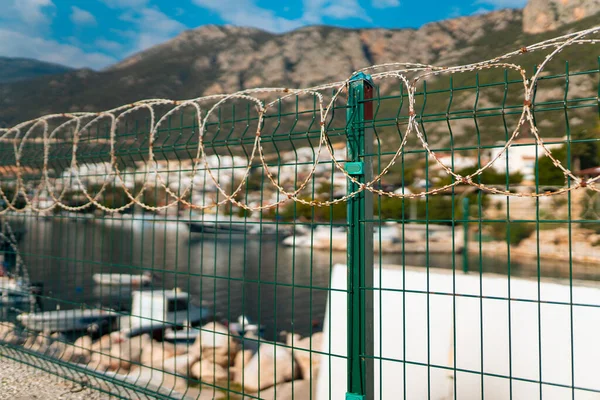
[349,72,373,85]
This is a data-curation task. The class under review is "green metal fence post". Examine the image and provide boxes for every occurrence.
[462,196,469,274]
[346,72,374,400]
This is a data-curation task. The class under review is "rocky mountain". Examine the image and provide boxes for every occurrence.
[523,0,600,34]
[0,57,71,84]
[0,0,598,129]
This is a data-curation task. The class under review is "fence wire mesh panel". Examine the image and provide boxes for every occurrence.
[0,26,598,400]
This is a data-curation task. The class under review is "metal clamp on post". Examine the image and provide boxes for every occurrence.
[345,162,364,176]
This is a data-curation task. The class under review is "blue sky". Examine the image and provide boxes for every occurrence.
[0,0,527,69]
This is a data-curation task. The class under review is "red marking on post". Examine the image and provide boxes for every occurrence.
[364,82,374,121]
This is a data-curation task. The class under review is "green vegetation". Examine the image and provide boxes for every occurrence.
[376,191,488,223]
[274,178,497,224]
[278,197,346,222]
[536,146,567,186]
[0,186,27,210]
[489,222,535,245]
[536,127,600,186]
[439,167,523,186]
[376,196,451,222]
[580,192,600,233]
[571,128,600,170]
[60,183,169,212]
[275,191,491,224]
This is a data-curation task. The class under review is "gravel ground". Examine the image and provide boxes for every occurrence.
[0,356,111,400]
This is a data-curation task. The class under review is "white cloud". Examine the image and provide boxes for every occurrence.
[192,0,371,33]
[371,0,400,9]
[0,0,113,69]
[0,28,116,68]
[12,0,55,26]
[475,0,528,8]
[70,6,97,26]
[110,28,138,40]
[191,0,304,32]
[471,7,491,15]
[95,38,123,52]
[303,0,371,24]
[100,0,149,8]
[120,7,187,52]
[447,6,461,18]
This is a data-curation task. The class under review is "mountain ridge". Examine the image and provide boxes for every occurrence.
[0,57,72,84]
[0,1,598,128]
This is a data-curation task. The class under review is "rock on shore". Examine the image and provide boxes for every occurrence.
[1,319,324,398]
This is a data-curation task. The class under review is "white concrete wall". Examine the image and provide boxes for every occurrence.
[317,264,600,400]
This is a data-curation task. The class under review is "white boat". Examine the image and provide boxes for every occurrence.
[282,225,419,253]
[163,315,264,344]
[163,326,201,344]
[92,272,153,286]
[282,226,347,249]
[228,315,265,337]
[16,288,211,335]
[0,276,32,307]
[186,214,293,239]
[0,229,36,311]
[17,308,119,332]
[120,289,212,338]
[64,212,94,223]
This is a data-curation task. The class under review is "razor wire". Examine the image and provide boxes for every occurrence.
[0,25,598,214]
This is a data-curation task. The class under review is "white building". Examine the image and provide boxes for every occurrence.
[487,138,564,182]
[433,152,477,171]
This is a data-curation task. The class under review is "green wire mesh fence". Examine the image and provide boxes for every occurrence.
[0,26,598,399]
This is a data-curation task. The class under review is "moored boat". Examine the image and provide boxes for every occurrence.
[162,326,200,344]
[0,277,33,308]
[0,224,37,311]
[163,314,264,344]
[16,308,119,332]
[92,272,153,286]
[186,214,293,239]
[120,289,212,338]
[228,315,265,337]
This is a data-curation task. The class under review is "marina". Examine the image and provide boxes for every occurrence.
[0,5,597,398]
[3,216,600,336]
[2,212,600,398]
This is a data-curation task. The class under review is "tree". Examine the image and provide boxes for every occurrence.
[245,169,263,191]
[536,146,567,186]
[536,128,600,186]
[374,193,488,224]
[279,197,346,222]
[0,186,27,210]
[571,129,599,170]
[489,222,534,245]
[439,166,523,186]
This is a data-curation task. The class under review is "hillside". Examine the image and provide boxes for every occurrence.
[0,2,598,146]
[0,9,517,127]
[0,57,72,84]
[523,0,600,33]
